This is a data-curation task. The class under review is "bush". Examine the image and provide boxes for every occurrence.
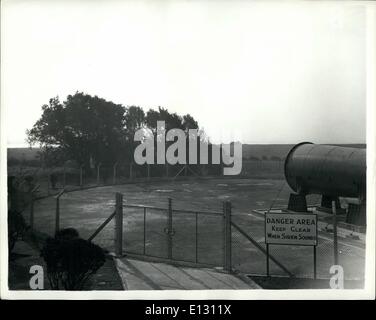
[55,228,79,240]
[40,228,105,290]
[8,210,29,254]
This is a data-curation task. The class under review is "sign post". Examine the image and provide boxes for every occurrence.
[266,243,270,276]
[265,212,318,278]
[313,245,317,279]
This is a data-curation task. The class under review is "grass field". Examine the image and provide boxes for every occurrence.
[8,144,366,162]
[28,178,365,282]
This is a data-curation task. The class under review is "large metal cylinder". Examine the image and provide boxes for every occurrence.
[284,142,366,198]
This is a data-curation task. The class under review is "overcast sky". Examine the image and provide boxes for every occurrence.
[2,0,367,147]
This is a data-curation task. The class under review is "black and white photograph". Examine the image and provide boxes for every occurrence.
[0,0,375,300]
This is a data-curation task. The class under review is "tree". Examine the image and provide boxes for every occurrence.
[182,114,199,133]
[27,93,203,170]
[27,92,128,167]
[124,106,145,141]
[124,106,146,162]
[144,107,201,166]
[145,106,193,132]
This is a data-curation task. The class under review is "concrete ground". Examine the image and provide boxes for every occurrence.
[8,240,49,290]
[114,257,260,290]
[249,275,364,289]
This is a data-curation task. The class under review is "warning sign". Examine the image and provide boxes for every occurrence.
[265,213,318,246]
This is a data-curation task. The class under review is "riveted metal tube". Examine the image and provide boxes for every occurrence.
[284,142,366,198]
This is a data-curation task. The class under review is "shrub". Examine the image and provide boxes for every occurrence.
[55,228,79,240]
[8,209,29,254]
[40,228,105,290]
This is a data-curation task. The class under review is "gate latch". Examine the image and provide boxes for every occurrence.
[164,227,175,236]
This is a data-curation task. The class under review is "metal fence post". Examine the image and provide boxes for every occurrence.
[195,212,198,263]
[30,195,34,232]
[97,163,102,186]
[55,196,60,235]
[79,165,83,188]
[167,198,173,260]
[63,165,66,188]
[47,172,50,195]
[29,185,39,232]
[332,201,339,265]
[223,200,232,273]
[129,162,133,180]
[115,192,123,257]
[113,162,118,185]
[55,189,65,235]
[143,207,146,255]
[147,164,150,180]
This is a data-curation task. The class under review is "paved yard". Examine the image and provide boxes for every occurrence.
[115,257,260,290]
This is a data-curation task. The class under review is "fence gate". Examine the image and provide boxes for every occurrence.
[122,197,227,269]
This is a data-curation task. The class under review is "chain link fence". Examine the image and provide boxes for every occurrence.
[8,161,228,200]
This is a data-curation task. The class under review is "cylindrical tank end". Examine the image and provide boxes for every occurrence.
[284,142,313,193]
